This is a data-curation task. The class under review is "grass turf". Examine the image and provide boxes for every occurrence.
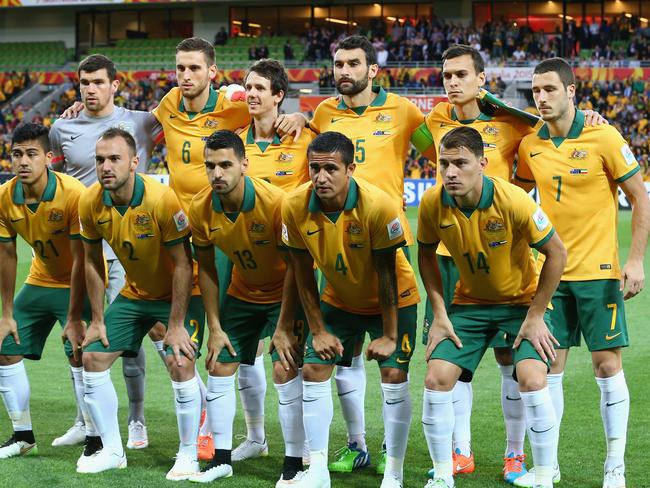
[1,209,648,488]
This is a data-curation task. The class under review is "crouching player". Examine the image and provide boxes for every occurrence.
[78,128,205,478]
[418,127,567,488]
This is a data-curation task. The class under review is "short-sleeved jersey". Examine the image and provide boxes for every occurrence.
[0,170,85,288]
[79,174,194,301]
[417,176,555,305]
[282,177,420,315]
[516,109,641,281]
[152,86,250,213]
[310,87,425,244]
[239,124,314,192]
[190,176,287,304]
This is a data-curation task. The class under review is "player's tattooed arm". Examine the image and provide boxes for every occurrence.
[0,241,19,345]
[195,245,236,372]
[62,239,86,361]
[289,250,342,362]
[368,249,398,361]
[515,231,566,362]
[270,259,302,371]
[82,240,109,348]
[619,172,650,299]
[418,245,463,359]
[165,239,196,367]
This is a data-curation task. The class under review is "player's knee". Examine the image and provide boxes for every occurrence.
[302,363,332,382]
[207,361,239,378]
[168,357,196,382]
[517,373,547,392]
[0,355,22,367]
[380,367,407,384]
[148,322,166,342]
[82,352,106,372]
[424,370,454,391]
[493,347,514,366]
[68,355,83,368]
[123,356,146,376]
[593,360,622,379]
[272,361,298,384]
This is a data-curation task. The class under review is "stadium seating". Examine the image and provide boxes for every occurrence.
[0,41,68,70]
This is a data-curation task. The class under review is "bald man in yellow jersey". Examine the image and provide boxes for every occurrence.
[418,126,567,488]
[0,124,90,460]
[308,35,434,475]
[513,58,650,488]
[281,132,419,488]
[78,128,205,479]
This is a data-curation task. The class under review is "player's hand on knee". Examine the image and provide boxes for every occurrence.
[0,317,20,345]
[164,325,197,367]
[366,336,397,362]
[312,330,343,361]
[82,321,109,348]
[270,328,300,371]
[60,101,84,119]
[426,316,462,360]
[62,319,87,362]
[514,316,559,363]
[620,260,645,300]
[204,329,236,371]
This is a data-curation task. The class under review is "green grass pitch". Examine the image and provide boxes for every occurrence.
[1,209,648,487]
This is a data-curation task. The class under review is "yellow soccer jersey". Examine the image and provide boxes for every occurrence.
[516,109,640,281]
[0,170,85,288]
[418,176,555,305]
[239,124,314,192]
[153,86,250,213]
[190,176,287,304]
[79,174,194,301]
[310,87,425,244]
[282,177,420,315]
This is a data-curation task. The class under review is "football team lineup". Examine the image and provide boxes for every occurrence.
[0,35,648,488]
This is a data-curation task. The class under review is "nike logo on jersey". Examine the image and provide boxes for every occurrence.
[330,117,344,123]
[71,134,82,141]
[440,123,452,128]
[169,115,177,119]
[605,332,622,341]
[97,219,111,225]
[439,223,455,229]
[209,227,222,233]
[529,151,543,158]
[307,228,323,236]
[10,217,23,223]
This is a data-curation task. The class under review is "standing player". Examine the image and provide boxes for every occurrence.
[187,130,306,485]
[77,128,205,478]
[418,127,567,488]
[0,124,88,459]
[308,35,432,475]
[231,58,315,461]
[281,132,420,488]
[514,58,649,488]
[50,54,162,450]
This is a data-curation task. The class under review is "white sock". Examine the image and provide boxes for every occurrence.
[274,372,305,458]
[195,366,210,436]
[71,366,97,435]
[547,371,564,467]
[422,388,454,483]
[122,349,146,424]
[172,376,201,459]
[0,361,32,431]
[596,371,629,472]
[69,367,84,425]
[381,381,411,481]
[500,364,525,456]
[207,374,236,451]
[238,355,266,443]
[83,369,123,454]
[451,380,472,456]
[152,340,167,364]
[335,354,366,451]
[303,379,333,464]
[521,387,558,486]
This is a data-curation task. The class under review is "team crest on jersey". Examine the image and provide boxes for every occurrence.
[375,113,392,123]
[482,125,499,136]
[277,152,294,162]
[116,122,135,136]
[48,209,64,223]
[203,119,219,129]
[483,218,505,233]
[345,222,363,235]
[249,222,266,234]
[569,148,588,160]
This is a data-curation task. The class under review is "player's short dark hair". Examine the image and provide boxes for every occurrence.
[78,54,117,81]
[204,130,246,160]
[11,123,50,152]
[439,126,484,160]
[176,37,216,66]
[533,57,576,88]
[307,132,355,167]
[245,58,289,107]
[98,127,137,158]
[336,35,377,66]
[442,44,485,74]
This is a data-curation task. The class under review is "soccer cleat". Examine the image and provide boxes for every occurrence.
[327,442,370,473]
[77,436,103,468]
[126,420,148,449]
[197,433,214,461]
[603,465,626,488]
[427,449,475,477]
[276,456,305,486]
[76,448,127,473]
[376,445,387,475]
[425,479,454,488]
[232,437,268,461]
[0,434,37,459]
[381,474,403,488]
[276,469,306,486]
[166,453,200,481]
[188,460,233,483]
[514,466,561,487]
[503,452,528,484]
[282,467,330,488]
[51,421,86,447]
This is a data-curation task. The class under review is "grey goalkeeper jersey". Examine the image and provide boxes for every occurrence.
[49,106,162,186]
